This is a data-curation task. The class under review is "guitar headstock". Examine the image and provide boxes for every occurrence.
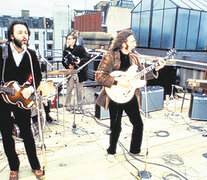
[166,48,178,60]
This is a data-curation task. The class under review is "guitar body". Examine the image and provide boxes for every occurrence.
[0,81,35,109]
[105,65,146,104]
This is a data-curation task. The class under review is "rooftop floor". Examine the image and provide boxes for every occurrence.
[1,86,207,180]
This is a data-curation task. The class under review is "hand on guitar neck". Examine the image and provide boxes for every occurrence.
[154,59,166,71]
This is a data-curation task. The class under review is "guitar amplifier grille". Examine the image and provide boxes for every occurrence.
[189,93,207,121]
[140,86,164,113]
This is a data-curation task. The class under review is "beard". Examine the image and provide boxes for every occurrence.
[13,37,28,49]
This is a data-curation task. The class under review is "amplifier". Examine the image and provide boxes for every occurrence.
[94,92,110,119]
[140,86,164,113]
[94,92,126,120]
[189,93,207,121]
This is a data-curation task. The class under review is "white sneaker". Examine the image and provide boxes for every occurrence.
[106,154,116,163]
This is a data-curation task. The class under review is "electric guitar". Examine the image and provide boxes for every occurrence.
[105,49,177,104]
[0,81,35,109]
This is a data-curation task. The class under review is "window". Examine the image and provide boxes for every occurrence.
[161,8,176,48]
[3,19,9,27]
[131,12,141,44]
[47,44,53,50]
[33,19,39,28]
[150,9,164,48]
[174,9,189,49]
[35,44,39,50]
[197,12,207,50]
[47,32,53,41]
[35,32,39,40]
[139,11,150,47]
[186,10,200,50]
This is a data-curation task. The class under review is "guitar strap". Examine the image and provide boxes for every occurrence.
[1,43,8,85]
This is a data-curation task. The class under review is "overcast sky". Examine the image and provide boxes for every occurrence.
[0,0,102,17]
[0,0,109,17]
[0,0,139,18]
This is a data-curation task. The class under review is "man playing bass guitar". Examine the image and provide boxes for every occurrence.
[0,20,43,180]
[95,29,166,161]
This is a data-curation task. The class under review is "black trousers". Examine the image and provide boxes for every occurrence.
[107,95,143,155]
[0,98,40,171]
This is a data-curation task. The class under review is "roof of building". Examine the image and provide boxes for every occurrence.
[170,0,207,11]
[80,32,113,40]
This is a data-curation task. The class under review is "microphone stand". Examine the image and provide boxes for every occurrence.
[25,48,47,179]
[139,62,152,179]
[66,52,102,133]
[41,56,55,69]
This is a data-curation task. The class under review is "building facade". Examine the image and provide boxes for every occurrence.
[0,15,54,58]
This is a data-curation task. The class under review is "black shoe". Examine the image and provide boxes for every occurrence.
[46,115,53,123]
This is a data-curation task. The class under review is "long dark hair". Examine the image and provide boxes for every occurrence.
[7,20,31,41]
[109,29,134,51]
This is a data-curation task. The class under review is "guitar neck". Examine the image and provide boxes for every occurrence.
[136,61,159,79]
[136,54,170,79]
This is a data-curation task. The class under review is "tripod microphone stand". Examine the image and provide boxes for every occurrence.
[65,52,102,134]
[70,74,87,135]
[170,84,179,116]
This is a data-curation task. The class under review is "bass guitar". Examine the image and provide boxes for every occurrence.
[105,49,177,104]
[0,81,35,109]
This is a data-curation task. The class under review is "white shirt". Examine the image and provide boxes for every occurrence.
[10,42,26,67]
[9,42,35,93]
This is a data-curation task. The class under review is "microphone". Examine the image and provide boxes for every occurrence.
[132,48,145,64]
[131,48,139,55]
[172,84,183,90]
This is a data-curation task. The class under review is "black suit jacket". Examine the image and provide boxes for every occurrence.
[0,44,42,89]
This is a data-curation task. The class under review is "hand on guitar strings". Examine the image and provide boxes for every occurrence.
[114,76,131,88]
[21,86,34,99]
[155,59,166,71]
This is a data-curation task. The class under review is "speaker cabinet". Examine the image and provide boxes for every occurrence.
[94,92,110,119]
[189,93,207,121]
[94,92,126,120]
[140,86,164,113]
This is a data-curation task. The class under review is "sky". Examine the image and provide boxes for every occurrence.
[0,0,139,17]
[0,0,108,17]
[0,0,139,18]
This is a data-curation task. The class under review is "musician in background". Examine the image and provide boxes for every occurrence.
[0,20,43,179]
[95,29,165,162]
[62,33,90,111]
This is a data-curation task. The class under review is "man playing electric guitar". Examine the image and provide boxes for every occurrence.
[95,29,166,161]
[62,32,90,112]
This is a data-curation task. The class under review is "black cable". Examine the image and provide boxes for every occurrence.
[155,130,170,137]
[118,141,189,180]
